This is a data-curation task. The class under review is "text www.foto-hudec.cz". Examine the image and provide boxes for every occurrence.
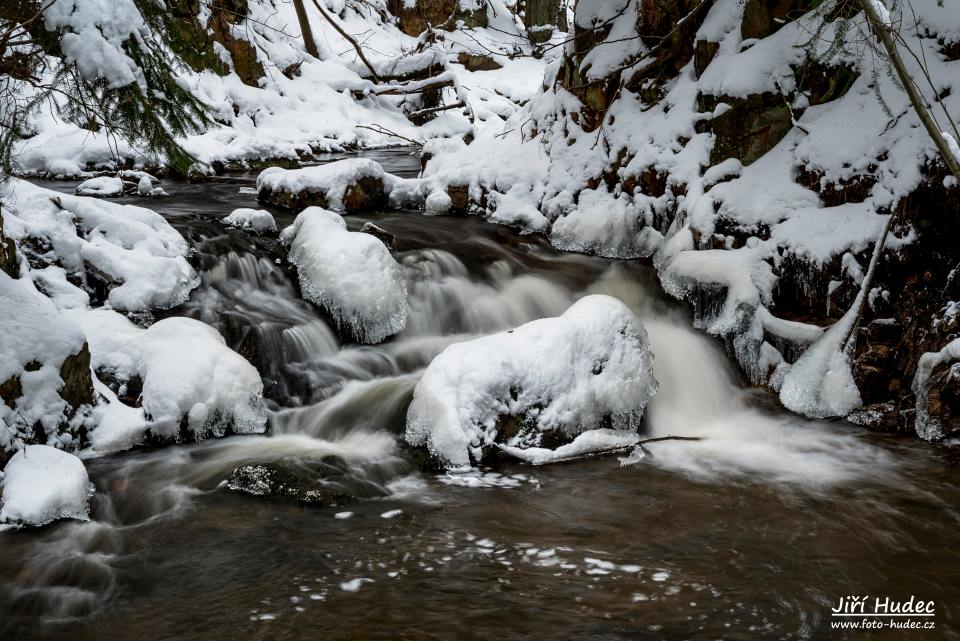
[830,596,936,631]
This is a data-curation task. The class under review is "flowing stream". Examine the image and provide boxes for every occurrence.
[2,150,960,640]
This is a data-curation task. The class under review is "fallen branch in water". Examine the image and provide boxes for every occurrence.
[355,124,423,148]
[637,435,703,445]
[495,434,704,466]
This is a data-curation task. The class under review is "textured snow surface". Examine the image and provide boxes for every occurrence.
[70,310,267,454]
[223,208,277,233]
[258,159,386,210]
[2,179,198,311]
[282,207,408,343]
[0,445,92,527]
[405,295,657,470]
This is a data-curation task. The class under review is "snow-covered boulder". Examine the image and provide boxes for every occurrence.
[281,207,408,344]
[405,295,658,470]
[257,159,389,213]
[0,445,92,527]
[0,272,93,452]
[1,179,197,311]
[223,208,277,233]
[69,310,267,453]
[913,339,960,441]
[76,176,123,197]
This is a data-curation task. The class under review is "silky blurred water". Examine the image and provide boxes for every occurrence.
[3,149,959,641]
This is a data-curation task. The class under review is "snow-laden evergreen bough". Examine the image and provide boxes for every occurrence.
[281,207,408,343]
[405,295,658,470]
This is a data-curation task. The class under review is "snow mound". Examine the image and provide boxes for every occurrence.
[257,159,388,212]
[281,207,408,344]
[70,310,267,453]
[2,179,198,311]
[0,445,92,527]
[223,207,277,233]
[76,176,123,197]
[405,295,658,469]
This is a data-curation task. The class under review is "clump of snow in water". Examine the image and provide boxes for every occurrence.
[68,309,267,453]
[0,272,89,445]
[333,511,354,519]
[913,339,960,441]
[425,190,452,214]
[257,159,386,210]
[0,445,92,527]
[76,175,123,197]
[281,207,408,343]
[2,179,198,311]
[223,208,277,233]
[380,509,403,519]
[339,578,373,592]
[405,294,657,470]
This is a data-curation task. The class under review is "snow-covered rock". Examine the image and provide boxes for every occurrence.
[223,207,277,233]
[257,159,389,212]
[69,310,267,454]
[0,272,93,451]
[913,339,960,441]
[1,179,198,311]
[76,176,123,197]
[281,207,408,344]
[405,295,658,470]
[0,445,92,527]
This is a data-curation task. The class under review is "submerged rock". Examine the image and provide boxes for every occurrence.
[226,458,387,505]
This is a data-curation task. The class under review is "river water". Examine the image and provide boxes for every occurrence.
[2,150,959,640]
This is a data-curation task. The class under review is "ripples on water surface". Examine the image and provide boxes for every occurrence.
[3,150,959,640]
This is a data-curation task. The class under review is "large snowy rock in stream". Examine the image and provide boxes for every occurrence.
[1,179,197,311]
[257,159,390,213]
[69,310,267,454]
[405,295,658,470]
[0,272,93,454]
[281,207,408,344]
[0,445,92,527]
[913,339,960,442]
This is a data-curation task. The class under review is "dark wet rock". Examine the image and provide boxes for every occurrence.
[389,0,487,36]
[914,351,960,441]
[258,174,387,213]
[0,208,19,278]
[226,459,388,505]
[456,52,502,71]
[693,39,719,78]
[360,222,395,248]
[167,0,263,86]
[796,164,876,206]
[740,0,812,40]
[696,92,793,166]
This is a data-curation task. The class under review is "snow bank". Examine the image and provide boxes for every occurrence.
[405,295,657,469]
[1,179,198,311]
[70,310,267,453]
[0,445,92,527]
[281,207,408,343]
[257,159,388,212]
[223,208,277,233]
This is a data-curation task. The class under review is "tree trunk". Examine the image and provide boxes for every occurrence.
[292,0,319,58]
[857,0,960,180]
[524,0,566,44]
